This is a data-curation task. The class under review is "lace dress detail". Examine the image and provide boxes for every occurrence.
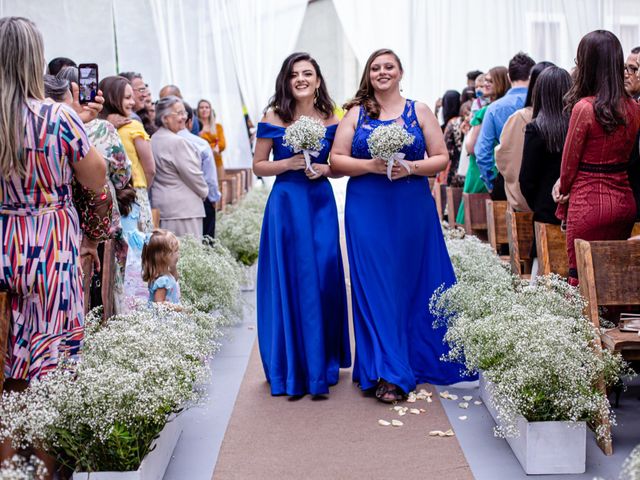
[351,100,426,161]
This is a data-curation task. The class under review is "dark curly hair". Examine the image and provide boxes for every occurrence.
[264,52,334,124]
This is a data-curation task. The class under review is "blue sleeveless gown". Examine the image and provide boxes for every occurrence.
[256,122,351,396]
[346,100,475,394]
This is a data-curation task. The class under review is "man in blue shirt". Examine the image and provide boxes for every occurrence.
[178,102,221,238]
[475,52,535,198]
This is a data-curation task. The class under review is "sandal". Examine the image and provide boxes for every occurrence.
[375,381,402,403]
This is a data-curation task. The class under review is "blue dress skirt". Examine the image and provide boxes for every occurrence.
[256,122,351,396]
[346,101,475,394]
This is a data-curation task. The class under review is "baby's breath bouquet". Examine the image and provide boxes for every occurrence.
[0,455,47,480]
[621,444,640,480]
[218,186,269,266]
[282,115,326,175]
[367,122,415,180]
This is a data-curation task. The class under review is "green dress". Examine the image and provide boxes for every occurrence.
[456,105,489,225]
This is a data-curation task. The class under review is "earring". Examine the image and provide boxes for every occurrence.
[400,82,403,93]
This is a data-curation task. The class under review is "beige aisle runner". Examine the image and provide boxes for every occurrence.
[213,342,473,480]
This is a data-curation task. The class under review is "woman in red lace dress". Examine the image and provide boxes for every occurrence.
[554,30,640,286]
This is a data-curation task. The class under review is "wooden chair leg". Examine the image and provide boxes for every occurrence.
[101,240,115,322]
[593,377,614,455]
[0,292,10,392]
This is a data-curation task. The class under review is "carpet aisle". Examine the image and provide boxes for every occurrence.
[213,341,473,480]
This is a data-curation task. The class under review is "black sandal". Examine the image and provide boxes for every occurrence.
[375,382,402,403]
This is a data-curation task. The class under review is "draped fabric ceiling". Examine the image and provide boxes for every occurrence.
[1,0,638,166]
[0,0,308,168]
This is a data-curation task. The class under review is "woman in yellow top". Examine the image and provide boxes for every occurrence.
[197,99,226,181]
[99,76,155,232]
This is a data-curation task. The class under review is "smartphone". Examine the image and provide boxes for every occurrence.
[78,63,99,104]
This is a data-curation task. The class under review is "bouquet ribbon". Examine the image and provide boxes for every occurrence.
[385,152,412,180]
[301,149,320,175]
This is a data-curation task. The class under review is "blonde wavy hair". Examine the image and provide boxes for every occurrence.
[0,17,46,178]
[141,229,180,283]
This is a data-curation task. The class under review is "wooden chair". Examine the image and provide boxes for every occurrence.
[151,208,161,229]
[462,192,490,239]
[505,206,534,276]
[446,186,463,227]
[632,223,640,237]
[486,200,508,254]
[575,239,640,456]
[534,222,569,277]
[0,291,9,392]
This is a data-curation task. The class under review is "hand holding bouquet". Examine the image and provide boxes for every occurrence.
[367,123,415,180]
[283,116,327,176]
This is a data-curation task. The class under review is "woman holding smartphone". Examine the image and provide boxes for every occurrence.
[99,75,155,233]
[253,52,350,397]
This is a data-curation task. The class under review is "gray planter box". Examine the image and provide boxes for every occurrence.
[479,373,586,474]
[73,416,182,480]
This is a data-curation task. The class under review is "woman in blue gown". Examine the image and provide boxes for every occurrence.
[331,48,475,403]
[253,52,351,397]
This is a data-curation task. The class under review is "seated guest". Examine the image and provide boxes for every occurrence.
[519,66,572,225]
[151,96,209,237]
[496,61,554,211]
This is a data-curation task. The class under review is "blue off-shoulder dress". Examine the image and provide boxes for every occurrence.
[256,122,351,396]
[346,100,475,394]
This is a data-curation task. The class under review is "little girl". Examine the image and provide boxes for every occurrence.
[141,229,181,304]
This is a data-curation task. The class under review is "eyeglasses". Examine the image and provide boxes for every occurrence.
[168,110,187,118]
[624,64,639,75]
[134,86,149,93]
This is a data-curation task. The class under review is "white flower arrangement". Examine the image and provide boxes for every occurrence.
[0,455,47,480]
[430,235,632,443]
[0,305,223,472]
[218,186,270,266]
[367,122,415,180]
[177,235,243,321]
[282,116,327,174]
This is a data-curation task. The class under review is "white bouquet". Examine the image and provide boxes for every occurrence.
[367,122,415,180]
[282,116,327,175]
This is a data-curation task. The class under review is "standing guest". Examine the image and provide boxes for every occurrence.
[438,99,470,188]
[180,102,221,238]
[151,96,208,237]
[496,61,554,212]
[99,76,155,233]
[0,17,107,473]
[159,84,200,134]
[520,66,572,225]
[476,52,536,200]
[47,56,76,75]
[253,52,350,397]
[440,90,461,131]
[456,66,509,224]
[331,48,473,403]
[119,71,148,122]
[466,69,483,89]
[553,30,640,286]
[139,96,158,135]
[470,73,488,114]
[624,46,640,101]
[197,99,227,182]
[46,72,131,313]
